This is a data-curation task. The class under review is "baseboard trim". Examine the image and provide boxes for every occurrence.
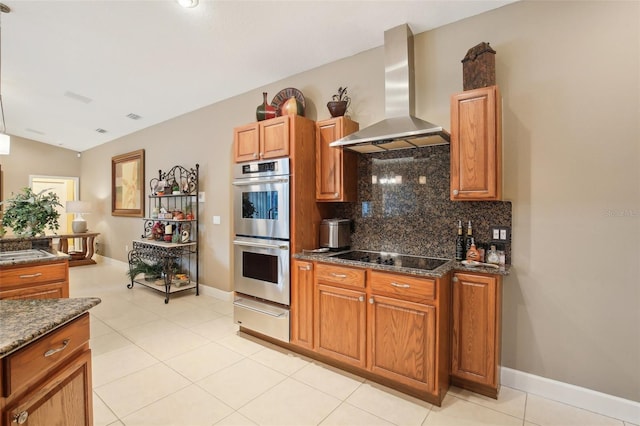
[501,367,639,423]
[199,285,233,301]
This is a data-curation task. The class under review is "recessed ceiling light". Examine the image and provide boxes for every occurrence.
[177,0,198,8]
[95,128,107,134]
[126,113,142,120]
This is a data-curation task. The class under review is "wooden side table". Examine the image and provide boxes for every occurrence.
[57,232,100,267]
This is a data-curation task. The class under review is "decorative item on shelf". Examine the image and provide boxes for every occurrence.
[256,92,277,121]
[327,86,350,117]
[270,87,305,117]
[281,96,304,116]
[0,187,62,237]
[173,211,184,220]
[171,179,180,194]
[181,229,190,243]
[461,42,496,91]
[185,202,194,220]
[66,200,92,233]
[151,221,164,240]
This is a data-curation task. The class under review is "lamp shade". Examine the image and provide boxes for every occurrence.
[0,133,9,155]
[66,200,92,214]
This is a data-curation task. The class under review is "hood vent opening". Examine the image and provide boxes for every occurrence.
[330,24,450,153]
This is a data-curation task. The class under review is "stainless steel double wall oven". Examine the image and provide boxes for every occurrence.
[232,158,291,342]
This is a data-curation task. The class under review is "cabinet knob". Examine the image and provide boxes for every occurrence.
[334,192,339,198]
[452,277,459,283]
[453,189,459,196]
[358,296,364,302]
[13,411,28,424]
[368,297,374,304]
[253,153,258,159]
[259,152,264,158]
[301,264,312,271]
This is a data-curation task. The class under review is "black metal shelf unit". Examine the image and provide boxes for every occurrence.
[127,164,199,303]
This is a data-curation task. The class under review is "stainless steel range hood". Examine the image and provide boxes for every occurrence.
[330,24,450,153]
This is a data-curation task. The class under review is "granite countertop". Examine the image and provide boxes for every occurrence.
[294,252,511,278]
[0,297,101,358]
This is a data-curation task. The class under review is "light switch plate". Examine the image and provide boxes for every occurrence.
[213,216,221,225]
[198,192,205,202]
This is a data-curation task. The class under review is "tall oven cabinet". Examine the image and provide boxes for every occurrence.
[127,164,199,304]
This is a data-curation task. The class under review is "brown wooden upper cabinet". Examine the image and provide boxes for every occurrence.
[234,116,291,163]
[315,117,359,202]
[450,85,502,201]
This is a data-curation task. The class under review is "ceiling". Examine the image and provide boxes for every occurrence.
[0,0,515,152]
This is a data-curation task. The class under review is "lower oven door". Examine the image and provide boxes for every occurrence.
[233,236,290,306]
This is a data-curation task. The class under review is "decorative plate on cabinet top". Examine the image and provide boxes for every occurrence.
[271,88,305,116]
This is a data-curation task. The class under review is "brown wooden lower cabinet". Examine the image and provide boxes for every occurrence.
[314,283,367,369]
[291,259,314,349]
[368,294,437,392]
[0,259,69,300]
[1,313,93,426]
[451,271,502,398]
[286,261,449,405]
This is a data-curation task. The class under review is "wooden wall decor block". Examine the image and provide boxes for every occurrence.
[462,42,496,91]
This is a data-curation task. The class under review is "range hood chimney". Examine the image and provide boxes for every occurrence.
[330,24,450,153]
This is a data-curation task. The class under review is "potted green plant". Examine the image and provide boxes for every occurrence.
[126,260,165,282]
[0,187,62,237]
[327,86,351,117]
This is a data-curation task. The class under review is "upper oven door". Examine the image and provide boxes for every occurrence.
[232,173,290,240]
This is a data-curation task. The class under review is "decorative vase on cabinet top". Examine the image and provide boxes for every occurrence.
[281,96,304,116]
[256,92,277,121]
[327,100,348,117]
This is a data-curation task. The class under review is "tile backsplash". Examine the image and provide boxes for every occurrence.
[330,145,512,262]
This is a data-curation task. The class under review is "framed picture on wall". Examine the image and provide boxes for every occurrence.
[112,149,145,217]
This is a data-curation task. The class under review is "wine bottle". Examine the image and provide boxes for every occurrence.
[464,220,474,254]
[455,220,465,260]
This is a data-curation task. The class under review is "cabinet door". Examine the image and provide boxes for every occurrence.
[0,282,67,300]
[233,122,260,162]
[3,349,93,426]
[315,117,358,202]
[450,85,501,200]
[451,272,500,392]
[368,295,436,392]
[314,283,366,368]
[291,260,314,350]
[260,116,290,159]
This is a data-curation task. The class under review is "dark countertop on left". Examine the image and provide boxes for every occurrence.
[0,297,101,358]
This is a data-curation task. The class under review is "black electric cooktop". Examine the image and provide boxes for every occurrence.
[330,250,449,271]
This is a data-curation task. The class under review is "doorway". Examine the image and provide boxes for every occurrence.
[29,175,79,240]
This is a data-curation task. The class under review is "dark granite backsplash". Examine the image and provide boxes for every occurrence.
[330,145,512,263]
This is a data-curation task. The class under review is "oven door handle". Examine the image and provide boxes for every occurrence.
[233,240,289,250]
[232,178,289,186]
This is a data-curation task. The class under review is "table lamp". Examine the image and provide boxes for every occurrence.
[66,200,92,233]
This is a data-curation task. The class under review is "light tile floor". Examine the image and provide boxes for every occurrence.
[69,262,635,426]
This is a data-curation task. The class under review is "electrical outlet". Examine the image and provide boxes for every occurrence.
[490,226,510,242]
[198,192,205,202]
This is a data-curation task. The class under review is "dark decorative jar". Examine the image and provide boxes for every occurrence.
[256,92,277,121]
[327,100,348,117]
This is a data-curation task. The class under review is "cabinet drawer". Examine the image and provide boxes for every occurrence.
[369,271,436,301]
[0,261,67,288]
[3,313,90,397]
[316,263,365,288]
